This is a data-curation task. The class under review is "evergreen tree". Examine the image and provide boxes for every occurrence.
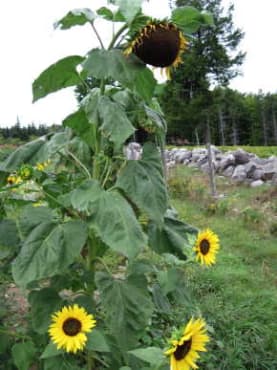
[161,0,245,143]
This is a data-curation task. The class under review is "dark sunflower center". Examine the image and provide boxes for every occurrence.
[200,239,210,255]
[174,338,192,361]
[62,318,81,336]
[133,24,180,67]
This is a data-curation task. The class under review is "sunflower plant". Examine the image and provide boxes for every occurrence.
[0,1,217,369]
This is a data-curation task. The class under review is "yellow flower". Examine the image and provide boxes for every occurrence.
[165,317,210,370]
[36,160,50,171]
[7,174,23,185]
[48,304,96,353]
[193,229,220,266]
[124,20,188,79]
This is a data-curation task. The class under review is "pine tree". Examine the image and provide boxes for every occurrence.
[161,0,245,143]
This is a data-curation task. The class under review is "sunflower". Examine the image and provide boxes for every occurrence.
[7,174,23,185]
[48,304,96,353]
[165,317,210,370]
[124,20,188,79]
[193,228,220,266]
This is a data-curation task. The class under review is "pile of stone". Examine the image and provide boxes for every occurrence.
[165,147,277,187]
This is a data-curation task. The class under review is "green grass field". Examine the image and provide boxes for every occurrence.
[168,165,277,369]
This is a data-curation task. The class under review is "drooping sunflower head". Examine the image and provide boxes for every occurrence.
[125,20,188,78]
[48,304,96,353]
[165,317,210,370]
[194,228,220,266]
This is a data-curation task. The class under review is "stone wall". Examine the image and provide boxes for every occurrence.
[165,147,277,187]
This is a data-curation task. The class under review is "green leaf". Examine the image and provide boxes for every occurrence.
[63,108,95,149]
[40,342,63,359]
[144,101,167,134]
[171,6,203,34]
[28,288,62,334]
[128,347,165,367]
[156,268,190,305]
[113,0,143,23]
[0,332,10,354]
[97,7,125,22]
[32,55,84,102]
[201,11,214,26]
[43,356,82,370]
[99,96,135,147]
[116,143,168,225]
[157,268,183,295]
[87,329,110,352]
[18,205,56,238]
[97,6,114,20]
[151,283,171,314]
[54,8,96,30]
[148,211,198,259]
[0,137,47,172]
[12,341,36,370]
[0,219,19,260]
[12,220,88,287]
[83,49,156,101]
[95,272,154,350]
[71,180,146,259]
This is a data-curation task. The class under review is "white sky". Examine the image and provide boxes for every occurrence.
[0,0,277,127]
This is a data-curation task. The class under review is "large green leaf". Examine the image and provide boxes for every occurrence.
[148,210,198,260]
[32,55,84,102]
[12,220,88,287]
[18,205,56,238]
[128,347,165,367]
[63,108,95,149]
[11,341,36,370]
[97,7,125,22]
[28,288,62,334]
[0,219,20,259]
[0,137,47,172]
[83,49,156,101]
[87,329,110,352]
[113,0,143,23]
[171,6,203,34]
[95,272,154,350]
[99,96,135,147]
[116,143,168,225]
[71,180,146,259]
[54,8,96,30]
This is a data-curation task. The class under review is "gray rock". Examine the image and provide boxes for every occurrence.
[262,157,277,180]
[244,161,258,178]
[252,168,265,181]
[175,149,192,163]
[250,180,264,187]
[232,165,247,181]
[233,149,251,165]
[217,154,235,172]
[223,165,235,177]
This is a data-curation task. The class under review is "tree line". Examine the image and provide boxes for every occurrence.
[0,121,58,144]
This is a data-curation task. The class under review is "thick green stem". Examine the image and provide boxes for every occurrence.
[108,24,128,50]
[87,351,95,370]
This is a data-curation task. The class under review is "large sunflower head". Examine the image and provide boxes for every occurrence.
[194,228,220,266]
[48,304,96,353]
[165,317,210,370]
[124,20,188,78]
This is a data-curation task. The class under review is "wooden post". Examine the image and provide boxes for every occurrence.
[206,117,217,197]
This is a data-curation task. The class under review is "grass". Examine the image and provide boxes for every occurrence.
[168,165,277,369]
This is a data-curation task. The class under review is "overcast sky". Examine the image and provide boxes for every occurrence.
[1,0,277,127]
